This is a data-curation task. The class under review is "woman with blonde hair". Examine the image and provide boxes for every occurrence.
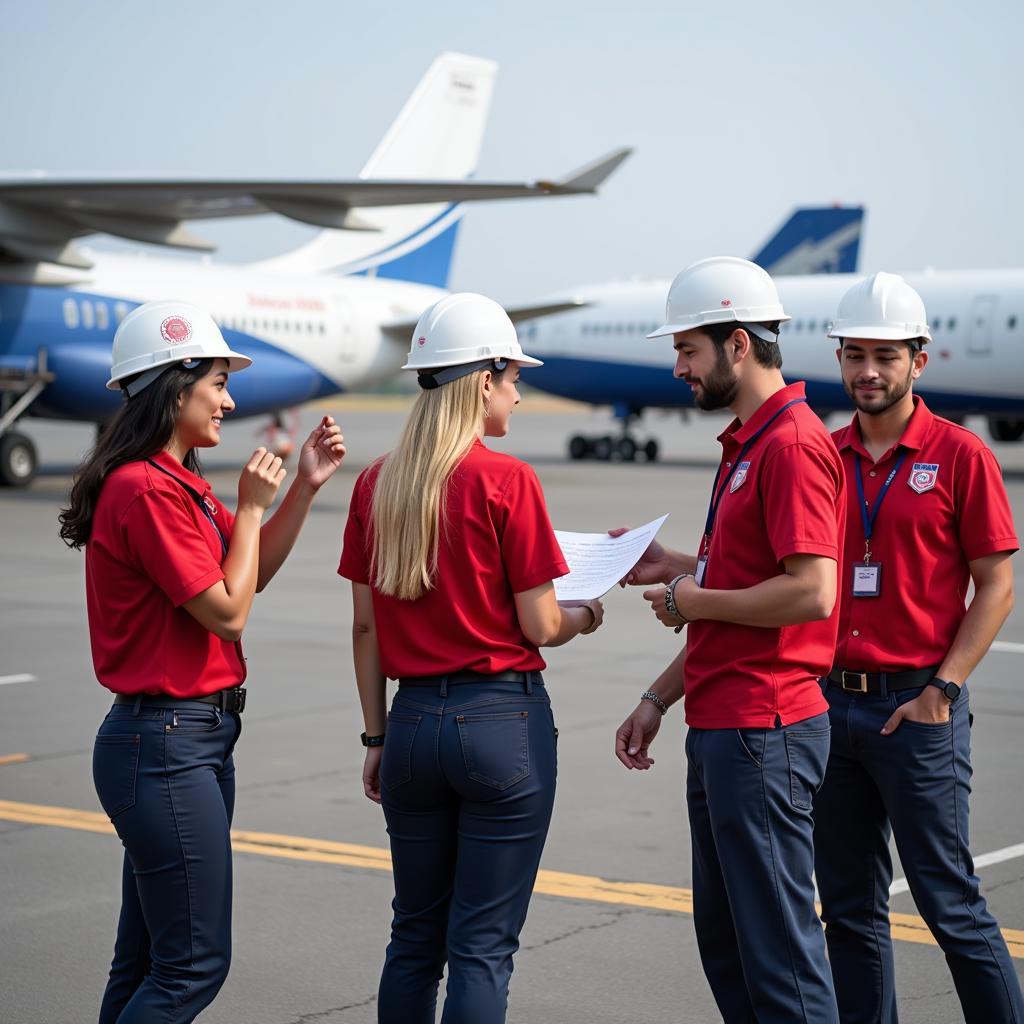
[338,293,603,1024]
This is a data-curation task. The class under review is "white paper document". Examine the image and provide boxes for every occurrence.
[553,515,670,602]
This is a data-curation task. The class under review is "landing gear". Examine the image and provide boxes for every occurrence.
[0,349,52,488]
[0,432,38,486]
[566,433,659,462]
[988,416,1024,443]
[567,405,660,463]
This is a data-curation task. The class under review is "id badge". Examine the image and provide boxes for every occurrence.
[695,555,708,587]
[852,562,882,597]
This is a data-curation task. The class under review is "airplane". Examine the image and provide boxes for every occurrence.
[0,52,629,485]
[515,209,1024,460]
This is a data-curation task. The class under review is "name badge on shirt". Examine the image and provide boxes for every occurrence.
[852,562,882,597]
[695,555,708,587]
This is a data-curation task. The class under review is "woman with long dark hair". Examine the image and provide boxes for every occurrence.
[60,300,346,1023]
[339,293,604,1024]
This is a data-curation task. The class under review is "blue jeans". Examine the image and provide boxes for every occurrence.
[377,675,557,1024]
[814,682,1024,1024]
[92,700,241,1024]
[686,713,838,1024]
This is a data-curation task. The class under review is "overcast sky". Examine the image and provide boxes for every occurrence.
[3,0,1021,303]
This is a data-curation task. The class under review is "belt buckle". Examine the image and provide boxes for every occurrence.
[841,670,869,693]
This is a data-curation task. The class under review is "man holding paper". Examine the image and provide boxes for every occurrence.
[614,257,844,1023]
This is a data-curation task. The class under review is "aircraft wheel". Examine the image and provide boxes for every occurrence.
[988,417,1024,443]
[568,435,589,460]
[593,435,614,461]
[0,432,38,487]
[643,439,660,462]
[617,436,637,462]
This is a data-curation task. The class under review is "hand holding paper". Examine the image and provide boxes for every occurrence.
[553,515,670,603]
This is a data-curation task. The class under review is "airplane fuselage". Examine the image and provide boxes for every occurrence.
[519,271,1024,417]
[0,252,440,422]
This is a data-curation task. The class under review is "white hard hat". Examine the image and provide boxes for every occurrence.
[647,256,790,344]
[402,292,542,389]
[827,272,932,343]
[106,300,252,396]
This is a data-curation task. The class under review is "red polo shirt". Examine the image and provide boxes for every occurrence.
[833,398,1018,671]
[684,382,843,728]
[338,439,569,679]
[85,450,245,697]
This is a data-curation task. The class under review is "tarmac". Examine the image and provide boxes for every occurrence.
[3,397,1024,1023]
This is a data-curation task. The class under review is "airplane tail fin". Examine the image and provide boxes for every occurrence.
[750,206,864,276]
[257,52,497,286]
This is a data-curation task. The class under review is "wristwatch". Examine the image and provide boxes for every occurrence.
[928,677,961,702]
[361,732,386,747]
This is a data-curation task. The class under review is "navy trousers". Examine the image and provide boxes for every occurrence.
[377,675,557,1024]
[686,713,838,1024]
[815,682,1024,1023]
[92,700,241,1024]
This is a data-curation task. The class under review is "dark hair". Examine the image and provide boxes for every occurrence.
[58,359,214,549]
[702,321,783,370]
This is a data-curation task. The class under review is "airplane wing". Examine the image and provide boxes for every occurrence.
[0,149,630,269]
[380,298,590,342]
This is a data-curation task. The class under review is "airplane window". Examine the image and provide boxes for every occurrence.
[96,303,109,330]
[932,318,940,330]
[81,301,94,329]
[273,320,280,331]
[1009,316,1018,329]
[795,320,803,332]
[947,317,956,330]
[307,322,314,333]
[319,323,325,335]
[63,298,79,329]
[807,320,816,332]
[114,302,128,323]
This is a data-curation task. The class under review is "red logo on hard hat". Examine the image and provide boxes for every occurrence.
[160,316,193,345]
[721,299,732,307]
[417,336,427,347]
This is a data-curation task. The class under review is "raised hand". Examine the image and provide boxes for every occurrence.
[297,416,346,491]
[238,447,287,512]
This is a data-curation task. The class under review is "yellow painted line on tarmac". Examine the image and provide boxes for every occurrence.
[2,798,1021,957]
[0,753,30,765]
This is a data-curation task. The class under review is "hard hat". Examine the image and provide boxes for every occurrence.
[402,292,542,389]
[647,256,790,344]
[827,272,931,343]
[106,300,252,396]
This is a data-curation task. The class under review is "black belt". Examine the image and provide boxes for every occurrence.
[114,686,247,713]
[827,666,938,695]
[398,670,541,687]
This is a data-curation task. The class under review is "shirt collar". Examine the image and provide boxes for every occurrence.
[719,381,807,448]
[148,449,212,496]
[835,395,933,459]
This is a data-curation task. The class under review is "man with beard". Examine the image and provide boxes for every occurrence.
[614,256,843,1022]
[814,272,1022,1023]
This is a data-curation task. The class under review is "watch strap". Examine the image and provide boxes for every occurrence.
[929,677,961,702]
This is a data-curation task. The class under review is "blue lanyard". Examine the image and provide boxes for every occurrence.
[703,398,806,538]
[853,449,907,561]
[146,459,228,558]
